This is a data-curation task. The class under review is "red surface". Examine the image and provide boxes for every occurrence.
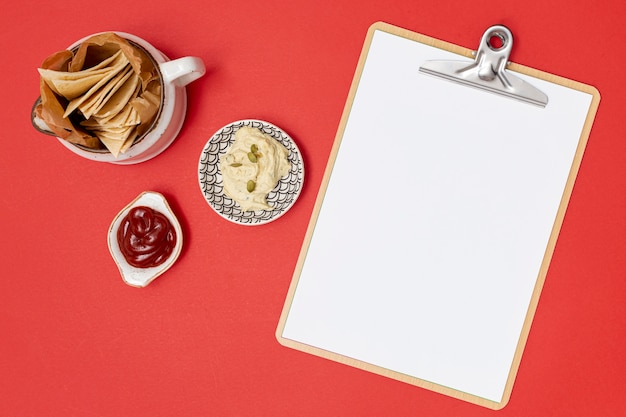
[1,0,625,415]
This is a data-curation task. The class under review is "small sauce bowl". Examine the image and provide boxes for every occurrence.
[108,191,183,287]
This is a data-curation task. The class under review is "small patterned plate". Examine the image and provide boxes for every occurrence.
[198,119,305,225]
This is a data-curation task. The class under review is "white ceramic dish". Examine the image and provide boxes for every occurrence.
[32,31,205,164]
[198,119,305,225]
[108,191,183,287]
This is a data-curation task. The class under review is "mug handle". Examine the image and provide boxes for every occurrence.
[159,57,206,87]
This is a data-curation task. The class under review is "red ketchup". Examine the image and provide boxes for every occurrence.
[117,206,177,268]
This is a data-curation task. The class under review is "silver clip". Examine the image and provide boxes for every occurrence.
[419,25,549,107]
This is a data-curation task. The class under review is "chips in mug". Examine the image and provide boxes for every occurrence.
[35,33,161,157]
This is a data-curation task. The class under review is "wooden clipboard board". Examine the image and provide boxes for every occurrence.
[277,22,600,409]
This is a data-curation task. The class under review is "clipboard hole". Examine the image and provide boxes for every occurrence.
[487,33,506,50]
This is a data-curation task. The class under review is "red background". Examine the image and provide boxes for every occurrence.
[1,0,625,415]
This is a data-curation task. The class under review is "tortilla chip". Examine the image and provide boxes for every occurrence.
[88,101,139,127]
[63,52,130,117]
[93,71,140,119]
[79,66,134,119]
[93,125,137,157]
[37,51,126,100]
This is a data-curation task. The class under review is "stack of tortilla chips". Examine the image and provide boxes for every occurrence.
[35,33,161,157]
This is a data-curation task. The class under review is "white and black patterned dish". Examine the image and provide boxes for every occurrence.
[198,120,304,225]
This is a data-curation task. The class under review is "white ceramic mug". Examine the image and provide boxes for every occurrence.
[32,31,205,164]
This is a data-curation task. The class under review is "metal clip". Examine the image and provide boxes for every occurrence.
[419,25,549,107]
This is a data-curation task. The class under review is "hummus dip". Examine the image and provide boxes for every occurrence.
[220,126,290,211]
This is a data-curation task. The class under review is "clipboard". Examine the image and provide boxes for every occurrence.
[277,22,600,409]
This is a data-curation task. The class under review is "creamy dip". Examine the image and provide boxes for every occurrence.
[220,126,290,211]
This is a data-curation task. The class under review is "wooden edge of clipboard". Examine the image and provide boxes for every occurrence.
[276,21,601,410]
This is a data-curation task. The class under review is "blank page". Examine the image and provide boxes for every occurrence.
[279,24,597,407]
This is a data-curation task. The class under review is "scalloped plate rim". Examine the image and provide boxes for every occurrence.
[197,119,305,226]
